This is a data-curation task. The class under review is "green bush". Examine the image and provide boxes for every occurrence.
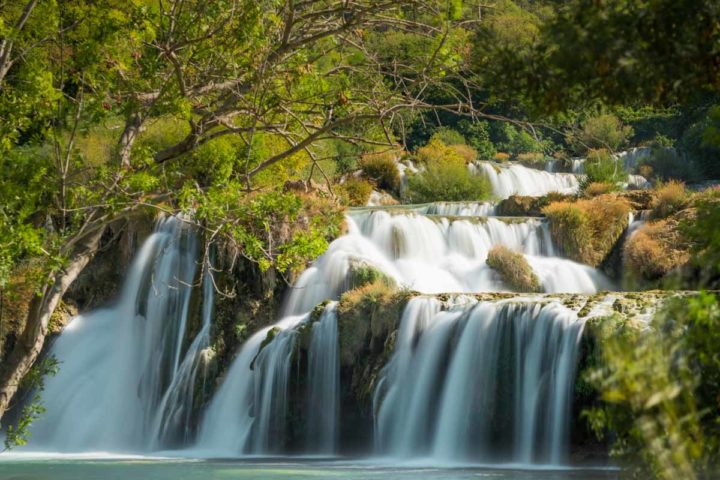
[569,114,634,154]
[457,119,496,160]
[486,245,542,292]
[682,187,720,287]
[585,293,720,479]
[429,127,466,146]
[491,122,544,157]
[405,140,491,203]
[359,151,401,193]
[580,149,627,190]
[639,146,698,182]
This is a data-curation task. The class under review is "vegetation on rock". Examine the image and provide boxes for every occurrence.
[543,195,631,267]
[486,246,542,293]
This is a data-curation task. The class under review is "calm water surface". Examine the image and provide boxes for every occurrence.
[0,458,618,480]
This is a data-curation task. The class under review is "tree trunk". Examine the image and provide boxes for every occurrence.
[117,113,145,169]
[0,225,105,420]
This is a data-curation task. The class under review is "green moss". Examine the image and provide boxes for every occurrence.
[347,260,397,290]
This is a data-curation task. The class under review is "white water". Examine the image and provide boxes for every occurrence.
[374,297,585,465]
[19,156,620,463]
[26,217,207,452]
[472,161,579,198]
[306,302,340,454]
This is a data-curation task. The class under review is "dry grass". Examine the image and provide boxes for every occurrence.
[359,151,401,193]
[584,182,615,197]
[486,245,542,292]
[494,152,510,162]
[543,194,631,267]
[650,180,688,219]
[451,144,479,164]
[624,219,690,281]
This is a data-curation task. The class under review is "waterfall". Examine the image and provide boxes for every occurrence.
[306,303,340,454]
[196,314,306,455]
[423,201,497,217]
[472,161,579,198]
[374,297,585,465]
[26,216,209,452]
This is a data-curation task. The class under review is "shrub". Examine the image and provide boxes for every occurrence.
[543,194,631,266]
[650,181,687,219]
[584,182,615,197]
[681,187,720,286]
[430,127,466,146]
[624,220,690,281]
[359,151,401,193]
[457,119,496,160]
[581,149,627,190]
[516,152,545,164]
[404,154,491,203]
[486,245,542,292]
[339,178,374,206]
[450,144,478,164]
[415,139,464,165]
[569,114,634,154]
[639,147,698,181]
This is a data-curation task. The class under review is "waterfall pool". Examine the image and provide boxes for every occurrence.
[0,457,618,480]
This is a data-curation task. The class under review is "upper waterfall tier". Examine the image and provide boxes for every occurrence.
[284,209,610,314]
[472,161,579,198]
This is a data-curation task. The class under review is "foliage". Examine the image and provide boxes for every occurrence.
[638,143,699,182]
[681,188,720,286]
[503,0,720,109]
[543,194,631,266]
[624,220,690,283]
[429,127,466,146]
[580,149,628,191]
[2,356,59,451]
[359,152,401,194]
[338,178,374,207]
[650,181,688,219]
[456,119,496,160]
[583,182,615,198]
[490,122,544,157]
[568,114,633,154]
[404,140,491,203]
[585,293,720,479]
[486,245,542,293]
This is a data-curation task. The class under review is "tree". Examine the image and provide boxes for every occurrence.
[0,0,496,424]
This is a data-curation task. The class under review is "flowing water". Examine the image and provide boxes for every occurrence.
[4,164,628,474]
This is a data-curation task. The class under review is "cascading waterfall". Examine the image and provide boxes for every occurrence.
[306,302,340,454]
[374,297,586,465]
[20,153,625,463]
[26,216,209,452]
[472,161,579,197]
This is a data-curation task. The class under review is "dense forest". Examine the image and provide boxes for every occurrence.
[0,1,719,479]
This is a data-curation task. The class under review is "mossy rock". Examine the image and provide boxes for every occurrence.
[347,259,397,291]
[543,194,631,267]
[486,246,542,293]
[336,281,410,366]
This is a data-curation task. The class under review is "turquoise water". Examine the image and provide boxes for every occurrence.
[0,459,618,480]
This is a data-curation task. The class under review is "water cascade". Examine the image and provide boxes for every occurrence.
[374,297,585,464]
[472,161,579,197]
[20,154,622,464]
[26,217,208,452]
[306,302,340,454]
